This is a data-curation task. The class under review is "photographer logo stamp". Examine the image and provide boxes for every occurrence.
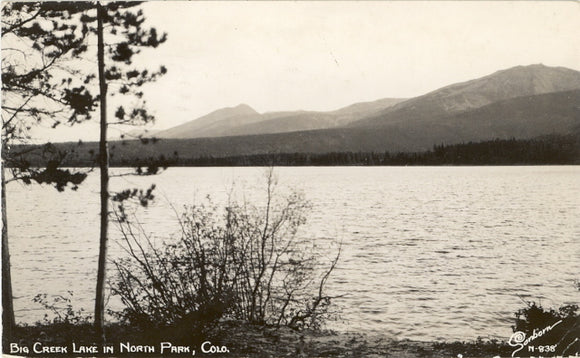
[508,319,562,357]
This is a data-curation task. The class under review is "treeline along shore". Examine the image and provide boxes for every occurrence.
[9,133,580,168]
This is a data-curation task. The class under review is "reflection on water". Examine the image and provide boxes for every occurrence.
[7,166,580,341]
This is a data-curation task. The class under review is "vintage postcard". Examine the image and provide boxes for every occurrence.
[2,1,579,357]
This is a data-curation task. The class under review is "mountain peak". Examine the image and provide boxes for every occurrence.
[432,64,580,106]
[234,103,254,109]
[233,103,256,112]
[153,103,261,139]
[490,63,578,78]
[212,103,258,117]
[515,63,547,69]
[349,64,580,128]
[482,64,580,95]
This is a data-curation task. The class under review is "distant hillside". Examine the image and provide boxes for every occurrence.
[154,98,406,139]
[153,104,262,139]
[151,64,580,150]
[350,64,580,128]
[226,98,408,136]
[330,98,407,118]
[424,89,580,142]
[122,128,160,139]
[133,89,579,157]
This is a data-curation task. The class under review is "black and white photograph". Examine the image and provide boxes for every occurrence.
[1,1,579,357]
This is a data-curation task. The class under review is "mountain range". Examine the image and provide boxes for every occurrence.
[151,97,407,139]
[135,64,579,156]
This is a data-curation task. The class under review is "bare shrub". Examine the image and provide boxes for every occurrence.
[33,292,92,326]
[110,169,340,333]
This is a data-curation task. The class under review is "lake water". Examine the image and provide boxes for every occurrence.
[6,166,580,341]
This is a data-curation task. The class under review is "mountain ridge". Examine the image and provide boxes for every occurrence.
[153,64,580,142]
[101,64,580,160]
[104,89,579,160]
[153,98,407,139]
[349,64,580,128]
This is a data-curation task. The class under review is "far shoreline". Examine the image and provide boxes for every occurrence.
[8,134,580,168]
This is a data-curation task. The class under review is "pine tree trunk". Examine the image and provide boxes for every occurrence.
[2,165,15,346]
[94,2,109,344]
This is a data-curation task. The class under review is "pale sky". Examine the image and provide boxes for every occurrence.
[18,1,580,142]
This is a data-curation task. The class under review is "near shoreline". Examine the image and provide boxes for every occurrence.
[6,321,512,358]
